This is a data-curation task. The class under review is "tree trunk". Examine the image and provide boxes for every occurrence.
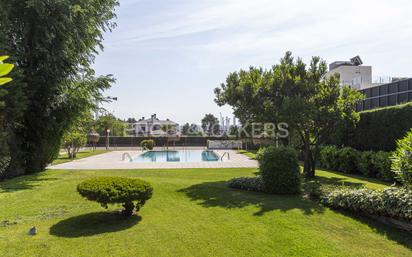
[303,136,315,178]
[122,201,135,216]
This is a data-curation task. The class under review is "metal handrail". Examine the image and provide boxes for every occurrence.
[221,152,230,161]
[122,152,133,162]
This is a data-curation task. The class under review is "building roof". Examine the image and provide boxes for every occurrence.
[135,114,178,125]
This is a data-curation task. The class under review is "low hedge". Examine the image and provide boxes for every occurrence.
[321,187,412,222]
[77,177,153,216]
[228,177,264,192]
[319,146,394,181]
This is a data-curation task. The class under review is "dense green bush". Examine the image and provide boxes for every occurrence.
[391,129,412,188]
[358,151,375,177]
[140,139,155,150]
[333,102,412,151]
[322,187,412,221]
[256,146,301,194]
[319,145,339,170]
[319,146,394,181]
[228,177,264,192]
[336,147,359,174]
[77,177,153,216]
[371,151,393,181]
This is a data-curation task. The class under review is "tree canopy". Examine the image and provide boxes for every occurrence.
[215,52,363,177]
[201,114,220,136]
[0,0,119,178]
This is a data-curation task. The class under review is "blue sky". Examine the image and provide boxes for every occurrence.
[93,0,412,124]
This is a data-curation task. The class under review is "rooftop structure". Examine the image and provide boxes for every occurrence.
[325,55,372,90]
[134,114,179,136]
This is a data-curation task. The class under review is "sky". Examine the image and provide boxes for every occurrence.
[93,0,412,124]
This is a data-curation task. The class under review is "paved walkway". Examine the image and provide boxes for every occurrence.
[49,150,258,170]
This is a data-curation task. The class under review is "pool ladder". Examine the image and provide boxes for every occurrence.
[122,152,133,162]
[221,152,230,161]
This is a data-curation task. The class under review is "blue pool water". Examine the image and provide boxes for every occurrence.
[132,150,219,163]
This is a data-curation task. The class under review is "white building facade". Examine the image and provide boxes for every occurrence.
[325,56,372,90]
[134,114,179,136]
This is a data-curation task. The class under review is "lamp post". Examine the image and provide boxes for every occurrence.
[106,128,111,150]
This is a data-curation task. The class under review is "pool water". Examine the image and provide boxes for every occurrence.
[132,150,220,163]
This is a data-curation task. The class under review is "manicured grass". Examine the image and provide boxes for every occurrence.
[237,149,258,159]
[0,168,410,256]
[51,149,109,165]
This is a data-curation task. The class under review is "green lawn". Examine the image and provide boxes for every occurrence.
[0,168,410,257]
[51,149,109,165]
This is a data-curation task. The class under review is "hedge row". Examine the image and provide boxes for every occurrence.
[318,146,394,181]
[321,187,412,222]
[335,102,412,151]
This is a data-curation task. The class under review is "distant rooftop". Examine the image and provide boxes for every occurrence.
[136,114,178,125]
[329,55,364,71]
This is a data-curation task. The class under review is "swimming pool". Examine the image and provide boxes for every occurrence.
[131,150,220,163]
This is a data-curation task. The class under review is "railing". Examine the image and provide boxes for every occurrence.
[122,152,133,162]
[221,152,230,161]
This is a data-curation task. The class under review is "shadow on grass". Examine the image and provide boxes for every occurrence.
[315,168,390,187]
[178,181,324,216]
[313,176,365,188]
[0,173,60,192]
[336,209,412,250]
[50,212,141,238]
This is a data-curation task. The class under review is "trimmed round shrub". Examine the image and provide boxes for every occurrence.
[140,139,155,150]
[319,145,339,170]
[391,129,412,188]
[77,177,153,216]
[256,146,301,194]
[336,147,359,174]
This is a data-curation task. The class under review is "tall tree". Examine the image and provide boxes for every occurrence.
[215,52,363,177]
[0,0,119,177]
[201,114,220,136]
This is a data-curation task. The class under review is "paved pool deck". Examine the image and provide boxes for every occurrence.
[48,149,258,170]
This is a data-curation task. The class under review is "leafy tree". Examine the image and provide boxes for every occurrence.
[61,111,93,159]
[181,123,190,135]
[94,113,125,137]
[126,117,137,123]
[201,114,220,136]
[0,55,14,176]
[0,56,13,85]
[215,52,363,177]
[0,0,118,177]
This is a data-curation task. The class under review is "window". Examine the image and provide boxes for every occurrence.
[371,98,379,108]
[380,84,388,95]
[388,95,397,105]
[399,93,408,103]
[379,96,388,107]
[364,99,371,110]
[388,83,398,94]
[399,81,408,92]
[364,88,372,98]
[372,87,379,97]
